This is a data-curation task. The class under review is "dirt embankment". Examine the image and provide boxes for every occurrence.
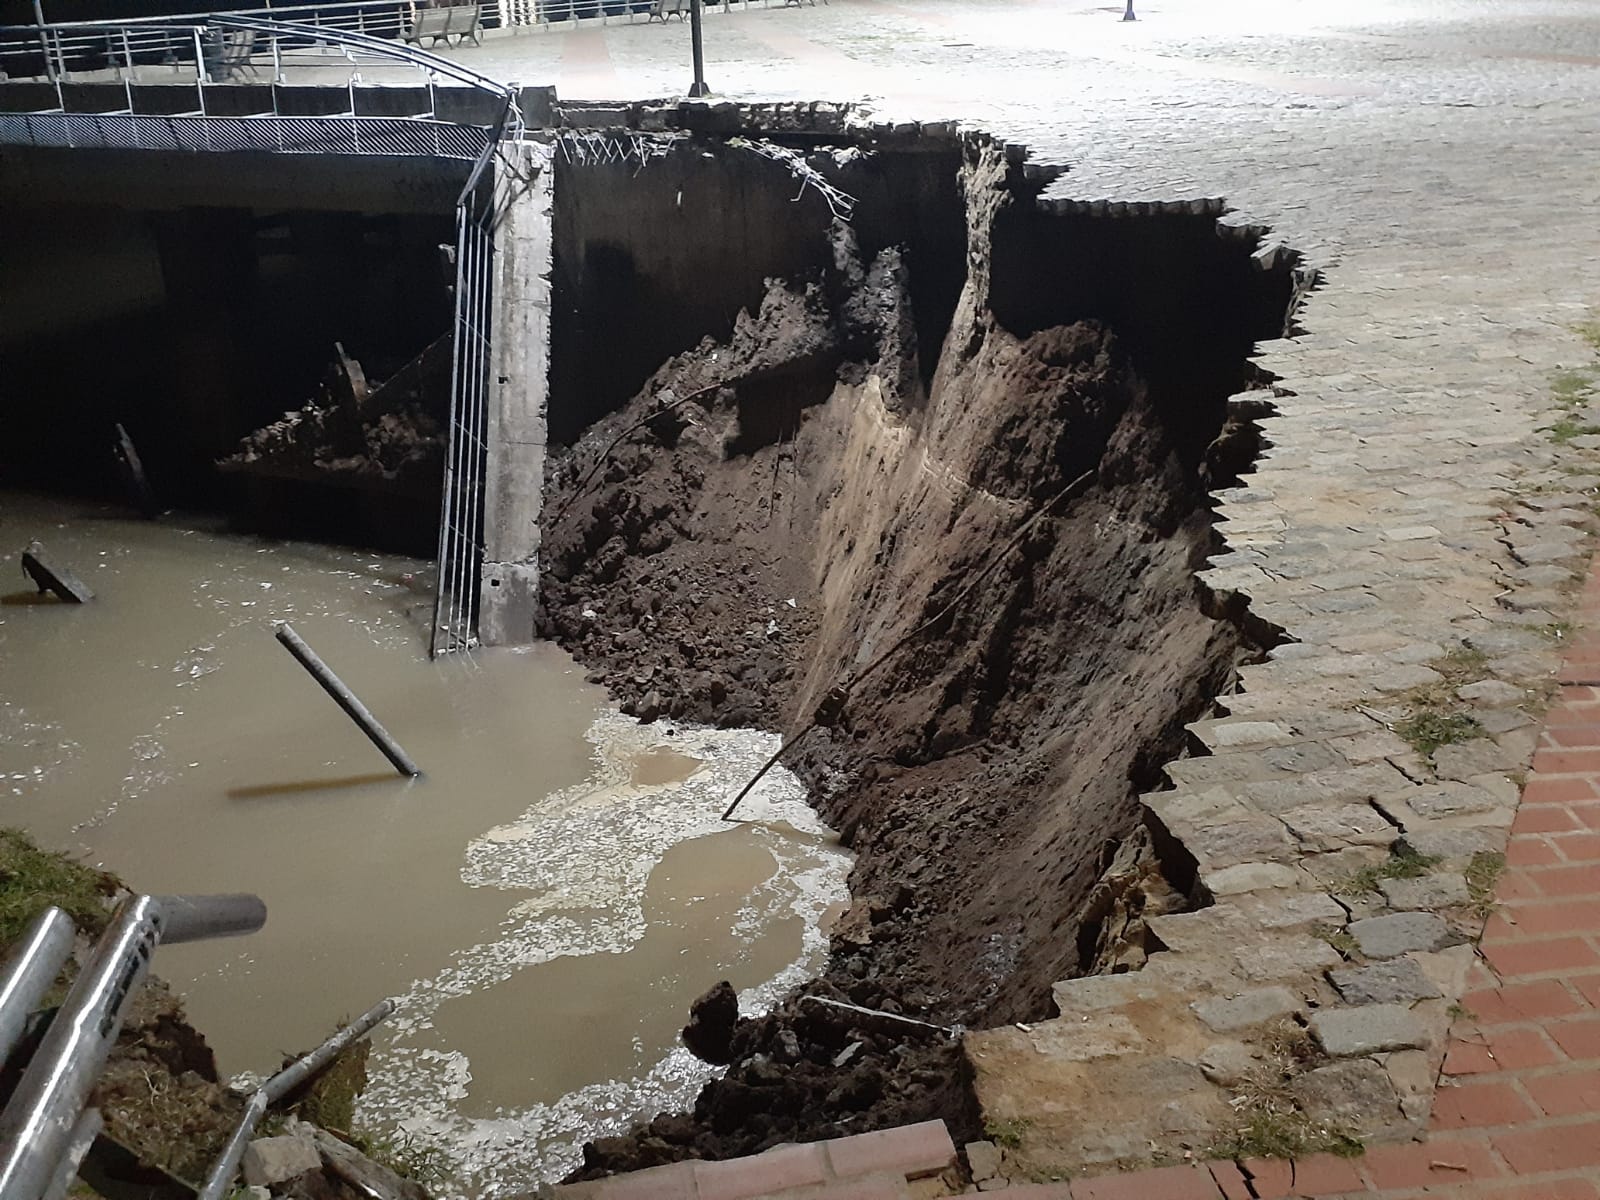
[542,140,1281,1173]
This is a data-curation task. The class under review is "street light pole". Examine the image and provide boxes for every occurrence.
[688,0,710,96]
[1122,0,1135,19]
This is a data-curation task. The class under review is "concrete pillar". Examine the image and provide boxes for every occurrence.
[477,142,554,646]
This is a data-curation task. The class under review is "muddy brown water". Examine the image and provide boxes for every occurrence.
[0,491,849,1195]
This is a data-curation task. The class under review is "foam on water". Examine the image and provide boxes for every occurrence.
[358,710,851,1196]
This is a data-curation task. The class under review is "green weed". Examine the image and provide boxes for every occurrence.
[983,1117,1031,1150]
[1395,710,1485,757]
[1337,846,1442,895]
[1465,851,1506,922]
[0,827,117,946]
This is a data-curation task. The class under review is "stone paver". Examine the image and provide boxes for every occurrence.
[430,0,1600,1194]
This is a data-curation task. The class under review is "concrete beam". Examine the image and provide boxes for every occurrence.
[478,141,554,646]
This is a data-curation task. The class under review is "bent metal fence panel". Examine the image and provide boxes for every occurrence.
[0,9,525,657]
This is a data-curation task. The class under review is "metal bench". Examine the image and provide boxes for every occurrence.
[403,3,483,47]
[648,0,688,21]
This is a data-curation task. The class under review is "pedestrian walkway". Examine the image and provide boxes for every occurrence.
[968,562,1600,1196]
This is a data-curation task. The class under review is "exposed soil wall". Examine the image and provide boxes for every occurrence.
[547,140,965,445]
[542,135,1294,1173]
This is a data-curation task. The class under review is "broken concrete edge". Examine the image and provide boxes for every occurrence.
[963,277,1592,1181]
[240,1120,429,1199]
[547,1120,957,1198]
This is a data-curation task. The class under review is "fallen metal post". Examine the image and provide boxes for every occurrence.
[0,907,75,1067]
[113,422,158,518]
[20,541,94,604]
[274,624,421,778]
[0,893,265,1200]
[197,998,397,1200]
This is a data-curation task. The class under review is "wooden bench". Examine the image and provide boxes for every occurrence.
[403,4,483,47]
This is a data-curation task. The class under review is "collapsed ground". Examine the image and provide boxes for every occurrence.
[541,135,1296,1175]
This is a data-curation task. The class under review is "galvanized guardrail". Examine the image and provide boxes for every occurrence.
[0,894,267,1200]
[0,8,518,119]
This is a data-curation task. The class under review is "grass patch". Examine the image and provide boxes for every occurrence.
[983,1117,1031,1150]
[1337,846,1442,895]
[341,1128,453,1187]
[1391,647,1493,761]
[1448,1002,1475,1021]
[1577,319,1600,354]
[0,827,117,947]
[293,1039,369,1133]
[1313,924,1359,957]
[1212,1106,1365,1162]
[1538,620,1575,641]
[1465,850,1506,921]
[1209,1020,1357,1162]
[1552,368,1598,402]
[1394,710,1484,757]
[1544,415,1600,445]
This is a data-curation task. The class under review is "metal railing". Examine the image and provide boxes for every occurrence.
[429,101,513,657]
[0,8,519,119]
[0,895,267,1200]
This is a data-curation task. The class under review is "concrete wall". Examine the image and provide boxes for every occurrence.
[0,146,455,504]
[479,142,555,646]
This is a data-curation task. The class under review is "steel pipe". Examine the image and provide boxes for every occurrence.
[155,893,267,945]
[274,623,421,777]
[196,998,396,1200]
[39,1107,101,1200]
[0,907,75,1068]
[0,896,163,1200]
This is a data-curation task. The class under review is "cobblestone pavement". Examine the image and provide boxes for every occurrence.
[443,0,1600,1193]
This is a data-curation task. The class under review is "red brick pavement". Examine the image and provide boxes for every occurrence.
[1015,564,1600,1199]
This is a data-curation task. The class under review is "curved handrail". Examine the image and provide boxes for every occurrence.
[1,9,523,133]
[210,13,518,102]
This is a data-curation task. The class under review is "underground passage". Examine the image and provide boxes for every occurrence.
[1,104,1306,1197]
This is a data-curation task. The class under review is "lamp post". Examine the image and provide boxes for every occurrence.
[688,0,710,96]
[1122,0,1135,19]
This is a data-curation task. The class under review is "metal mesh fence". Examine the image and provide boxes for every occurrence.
[0,111,491,158]
[430,194,496,657]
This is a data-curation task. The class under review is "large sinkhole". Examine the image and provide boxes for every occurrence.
[0,122,1300,1180]
[538,132,1299,1170]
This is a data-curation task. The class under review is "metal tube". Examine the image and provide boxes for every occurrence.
[197,999,395,1200]
[687,0,708,96]
[39,1107,101,1200]
[120,28,133,109]
[433,202,473,657]
[260,998,395,1102]
[0,896,162,1200]
[196,1089,269,1200]
[0,908,75,1068]
[155,894,267,945]
[32,0,56,86]
[273,623,421,777]
[191,25,208,110]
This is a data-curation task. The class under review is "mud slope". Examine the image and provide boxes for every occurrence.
[541,138,1290,1166]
